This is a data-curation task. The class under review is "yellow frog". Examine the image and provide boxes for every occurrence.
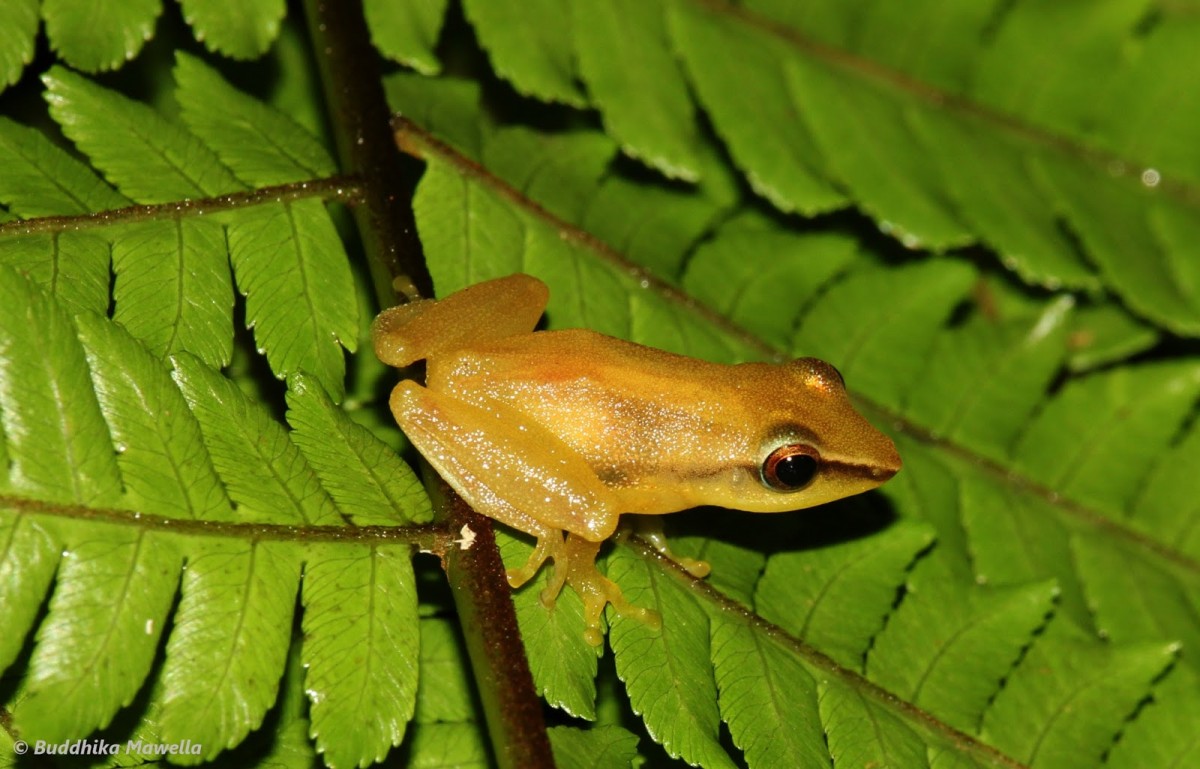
[373,274,901,644]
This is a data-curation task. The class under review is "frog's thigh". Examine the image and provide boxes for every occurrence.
[373,274,549,367]
[390,380,621,543]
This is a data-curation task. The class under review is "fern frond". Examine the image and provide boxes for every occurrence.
[0,0,37,90]
[40,0,160,74]
[571,0,701,181]
[461,0,586,107]
[394,111,1197,767]
[363,0,447,76]
[176,0,285,60]
[3,2,1199,767]
[0,267,429,765]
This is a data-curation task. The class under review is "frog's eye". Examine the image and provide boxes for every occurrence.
[761,444,820,492]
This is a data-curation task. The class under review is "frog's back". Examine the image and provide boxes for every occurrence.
[427,329,743,416]
[426,329,767,511]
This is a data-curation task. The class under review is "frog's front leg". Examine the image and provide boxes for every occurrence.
[390,381,649,643]
[628,516,712,579]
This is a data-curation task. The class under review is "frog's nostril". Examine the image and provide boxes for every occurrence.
[871,463,900,481]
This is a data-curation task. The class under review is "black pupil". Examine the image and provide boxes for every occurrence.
[774,453,818,489]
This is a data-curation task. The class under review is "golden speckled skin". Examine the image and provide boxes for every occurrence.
[374,274,901,644]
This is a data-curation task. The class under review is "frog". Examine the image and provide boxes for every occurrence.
[373,274,902,645]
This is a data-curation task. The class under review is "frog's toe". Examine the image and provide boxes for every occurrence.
[506,559,540,588]
[538,573,566,609]
[570,561,659,645]
[678,556,711,579]
[506,531,562,588]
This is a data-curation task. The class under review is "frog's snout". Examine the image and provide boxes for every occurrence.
[870,437,903,482]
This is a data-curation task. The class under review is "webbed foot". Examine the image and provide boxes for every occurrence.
[560,535,659,646]
[508,530,661,646]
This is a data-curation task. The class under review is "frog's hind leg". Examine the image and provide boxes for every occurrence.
[507,530,661,647]
[373,274,549,367]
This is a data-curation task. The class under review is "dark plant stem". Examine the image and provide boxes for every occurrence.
[302,0,431,300]
[300,3,555,767]
[427,472,557,769]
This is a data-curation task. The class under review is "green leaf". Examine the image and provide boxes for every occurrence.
[786,57,971,251]
[109,217,235,367]
[948,454,1090,624]
[403,722,489,769]
[75,311,235,521]
[580,168,731,279]
[1011,360,1200,512]
[1035,158,1200,335]
[250,642,322,768]
[286,373,431,526]
[677,2,1200,335]
[669,0,843,215]
[174,52,336,186]
[912,107,1098,291]
[607,546,736,769]
[1108,669,1200,769]
[14,531,181,741]
[497,528,600,719]
[302,542,419,769]
[42,0,160,73]
[413,618,476,723]
[1065,301,1158,373]
[903,297,1073,460]
[384,73,489,159]
[0,116,131,215]
[177,0,285,59]
[0,0,37,89]
[548,724,639,769]
[226,199,358,397]
[710,613,827,769]
[0,266,122,505]
[571,0,700,181]
[152,540,301,761]
[1073,531,1200,654]
[462,0,587,107]
[868,561,1057,733]
[43,66,244,203]
[0,512,59,677]
[0,231,111,314]
[982,624,1177,769]
[791,259,977,404]
[1131,418,1200,561]
[170,352,343,526]
[756,519,935,670]
[683,227,858,348]
[364,0,447,75]
[820,677,929,769]
[481,127,617,224]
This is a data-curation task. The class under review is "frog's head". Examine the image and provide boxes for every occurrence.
[704,357,901,513]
